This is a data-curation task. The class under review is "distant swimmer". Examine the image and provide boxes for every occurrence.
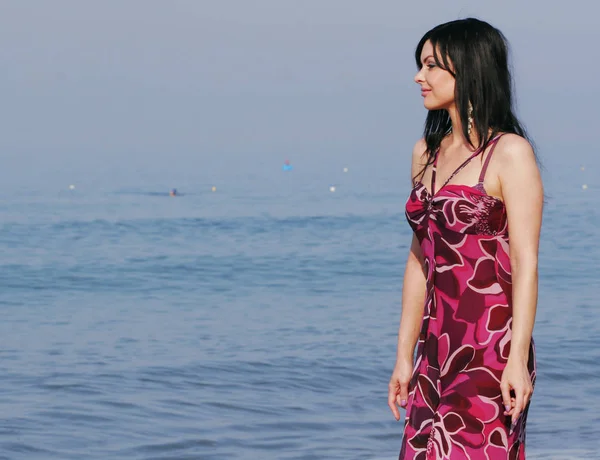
[282,159,293,171]
[169,188,177,197]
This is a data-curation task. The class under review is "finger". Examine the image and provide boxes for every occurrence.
[505,398,516,416]
[512,388,525,425]
[399,381,409,408]
[388,386,400,421]
[522,388,532,412]
[396,396,407,409]
[500,381,512,416]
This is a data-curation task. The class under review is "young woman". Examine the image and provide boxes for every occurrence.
[388,18,543,459]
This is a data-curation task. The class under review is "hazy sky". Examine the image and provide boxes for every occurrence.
[1,0,597,179]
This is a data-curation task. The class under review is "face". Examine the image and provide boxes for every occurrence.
[414,40,456,110]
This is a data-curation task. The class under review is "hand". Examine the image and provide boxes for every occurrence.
[500,357,533,431]
[388,358,413,421]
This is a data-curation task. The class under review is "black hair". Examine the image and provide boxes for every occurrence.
[414,18,537,182]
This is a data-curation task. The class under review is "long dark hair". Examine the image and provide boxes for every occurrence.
[414,18,536,182]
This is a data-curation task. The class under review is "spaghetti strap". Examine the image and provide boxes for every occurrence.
[432,145,484,196]
[430,157,436,197]
[478,134,505,184]
[431,134,504,196]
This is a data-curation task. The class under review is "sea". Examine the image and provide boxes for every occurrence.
[0,154,598,460]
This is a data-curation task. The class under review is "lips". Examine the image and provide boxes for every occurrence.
[421,89,431,97]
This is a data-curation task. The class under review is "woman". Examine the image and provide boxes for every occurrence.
[388,18,543,459]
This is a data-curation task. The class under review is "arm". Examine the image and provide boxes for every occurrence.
[496,134,543,428]
[397,138,429,360]
[396,234,427,362]
[388,140,428,420]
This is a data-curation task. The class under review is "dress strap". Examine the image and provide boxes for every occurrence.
[477,134,505,184]
[432,145,483,195]
[430,153,438,197]
[431,133,504,196]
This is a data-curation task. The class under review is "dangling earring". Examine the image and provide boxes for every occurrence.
[467,101,473,136]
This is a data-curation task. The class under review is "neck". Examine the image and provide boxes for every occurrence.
[446,105,479,149]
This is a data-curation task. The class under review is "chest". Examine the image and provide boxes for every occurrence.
[405,183,508,237]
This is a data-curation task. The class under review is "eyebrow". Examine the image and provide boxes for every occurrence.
[421,55,434,63]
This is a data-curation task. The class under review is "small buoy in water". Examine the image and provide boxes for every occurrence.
[343,167,348,173]
[581,166,585,171]
[582,184,588,190]
[69,184,75,190]
[282,159,293,171]
[329,185,336,192]
[211,186,217,192]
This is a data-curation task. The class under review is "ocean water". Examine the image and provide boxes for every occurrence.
[0,161,598,460]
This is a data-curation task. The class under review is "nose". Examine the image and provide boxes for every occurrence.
[414,67,425,85]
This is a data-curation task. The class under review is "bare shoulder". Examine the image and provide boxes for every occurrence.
[494,133,536,167]
[494,133,543,193]
[412,138,428,157]
[411,138,428,178]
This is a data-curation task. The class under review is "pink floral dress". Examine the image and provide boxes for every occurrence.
[400,135,536,459]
